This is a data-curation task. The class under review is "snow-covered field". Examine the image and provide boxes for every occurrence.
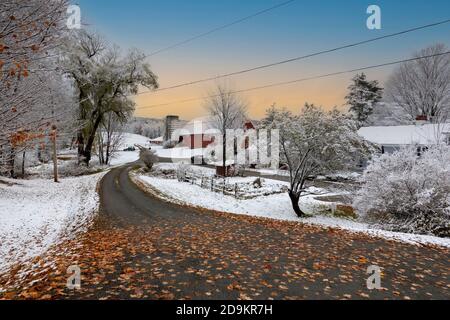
[112,133,203,165]
[135,169,450,248]
[0,133,150,275]
[0,173,103,275]
[110,133,153,166]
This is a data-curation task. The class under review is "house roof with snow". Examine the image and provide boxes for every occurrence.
[358,123,450,146]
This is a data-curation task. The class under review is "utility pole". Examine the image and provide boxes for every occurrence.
[51,125,58,183]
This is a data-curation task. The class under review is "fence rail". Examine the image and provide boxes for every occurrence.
[176,169,287,200]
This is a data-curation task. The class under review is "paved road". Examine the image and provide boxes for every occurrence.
[57,164,449,300]
[3,164,449,300]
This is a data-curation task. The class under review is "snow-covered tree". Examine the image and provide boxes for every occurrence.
[0,0,71,176]
[61,30,159,166]
[262,104,372,217]
[365,101,411,126]
[204,83,247,175]
[138,146,158,170]
[346,73,383,125]
[354,146,450,237]
[126,117,165,139]
[386,43,450,123]
[0,0,68,70]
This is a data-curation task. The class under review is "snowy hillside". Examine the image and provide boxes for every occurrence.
[0,173,103,275]
[124,117,165,139]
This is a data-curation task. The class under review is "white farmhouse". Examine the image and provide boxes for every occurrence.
[358,123,450,154]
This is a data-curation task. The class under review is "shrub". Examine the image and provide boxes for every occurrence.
[139,148,158,170]
[354,146,450,237]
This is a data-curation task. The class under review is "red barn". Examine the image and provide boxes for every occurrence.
[177,117,219,149]
[178,118,256,150]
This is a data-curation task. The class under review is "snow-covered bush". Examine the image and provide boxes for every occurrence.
[354,146,450,237]
[176,162,190,180]
[139,148,158,170]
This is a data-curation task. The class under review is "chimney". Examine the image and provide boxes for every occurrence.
[415,115,428,126]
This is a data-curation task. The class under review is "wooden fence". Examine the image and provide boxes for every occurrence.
[176,169,286,200]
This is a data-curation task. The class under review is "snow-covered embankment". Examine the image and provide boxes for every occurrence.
[0,173,103,274]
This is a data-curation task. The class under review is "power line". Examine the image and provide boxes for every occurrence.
[146,0,297,57]
[135,51,450,110]
[136,18,450,96]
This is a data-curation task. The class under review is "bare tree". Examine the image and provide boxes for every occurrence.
[204,84,247,175]
[386,44,450,123]
[97,113,126,165]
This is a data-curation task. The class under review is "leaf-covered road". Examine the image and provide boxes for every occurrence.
[1,165,449,300]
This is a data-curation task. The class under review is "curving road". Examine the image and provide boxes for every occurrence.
[55,163,446,300]
[2,166,448,300]
[5,163,443,300]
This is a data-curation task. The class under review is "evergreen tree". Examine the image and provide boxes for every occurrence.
[346,73,383,125]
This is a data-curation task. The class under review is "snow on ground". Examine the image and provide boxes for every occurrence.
[246,168,290,177]
[119,133,151,149]
[112,133,204,165]
[155,147,205,160]
[0,173,103,275]
[136,174,450,248]
[110,133,153,166]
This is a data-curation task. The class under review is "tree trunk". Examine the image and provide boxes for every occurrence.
[105,141,110,165]
[97,134,104,165]
[83,116,102,166]
[9,146,15,178]
[21,151,26,176]
[98,139,103,164]
[77,130,85,165]
[289,191,306,218]
[105,114,112,165]
[52,129,58,183]
[222,132,226,177]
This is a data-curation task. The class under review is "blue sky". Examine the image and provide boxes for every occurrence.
[75,0,450,119]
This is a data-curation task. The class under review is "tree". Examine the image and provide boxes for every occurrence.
[61,30,159,166]
[204,84,247,175]
[262,104,372,217]
[354,146,450,237]
[346,73,383,125]
[96,112,125,165]
[0,0,70,176]
[386,43,450,123]
[137,146,158,170]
